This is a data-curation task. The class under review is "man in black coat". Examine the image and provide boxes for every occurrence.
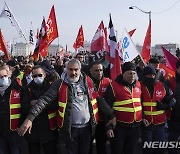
[0,66,22,154]
[21,65,58,154]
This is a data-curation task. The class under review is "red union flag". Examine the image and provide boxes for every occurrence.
[159,63,175,79]
[33,17,48,60]
[0,29,10,60]
[161,46,178,71]
[128,28,136,37]
[91,21,109,53]
[46,5,58,45]
[141,20,151,63]
[73,25,84,51]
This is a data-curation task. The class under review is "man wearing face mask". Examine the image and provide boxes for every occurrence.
[21,65,58,154]
[0,67,22,154]
[141,66,175,154]
[18,59,115,154]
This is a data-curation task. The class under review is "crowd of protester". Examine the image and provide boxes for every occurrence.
[0,52,180,154]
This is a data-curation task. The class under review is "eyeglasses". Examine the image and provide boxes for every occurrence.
[32,74,43,78]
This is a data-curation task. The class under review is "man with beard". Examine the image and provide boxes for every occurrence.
[141,66,175,154]
[89,61,111,154]
[166,60,180,154]
[105,62,142,154]
[0,67,22,154]
[18,58,116,154]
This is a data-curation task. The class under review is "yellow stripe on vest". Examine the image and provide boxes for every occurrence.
[10,114,21,119]
[58,110,64,117]
[113,98,141,106]
[93,108,98,115]
[143,102,156,106]
[91,99,97,106]
[58,102,66,107]
[10,104,21,109]
[113,106,142,112]
[144,110,164,115]
[48,112,56,119]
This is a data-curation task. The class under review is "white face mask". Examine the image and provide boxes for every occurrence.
[0,77,10,87]
[33,77,44,85]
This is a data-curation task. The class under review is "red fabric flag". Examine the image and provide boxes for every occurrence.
[141,20,151,63]
[46,5,58,46]
[159,63,175,79]
[0,29,10,60]
[128,28,136,37]
[73,25,84,51]
[33,17,48,60]
[91,21,109,53]
[109,14,122,81]
[161,46,178,71]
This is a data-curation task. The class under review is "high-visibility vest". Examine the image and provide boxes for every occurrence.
[111,81,142,123]
[98,77,111,121]
[28,88,57,130]
[16,71,24,86]
[57,76,99,128]
[98,77,111,97]
[141,82,166,125]
[10,89,21,131]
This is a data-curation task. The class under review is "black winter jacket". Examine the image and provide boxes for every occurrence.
[21,80,58,143]
[0,79,22,135]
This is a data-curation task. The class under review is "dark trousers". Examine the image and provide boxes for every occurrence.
[65,125,92,154]
[110,125,141,154]
[95,122,107,154]
[142,124,166,154]
[0,132,21,154]
[28,140,57,154]
[168,120,180,154]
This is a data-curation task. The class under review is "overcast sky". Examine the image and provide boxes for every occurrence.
[0,0,180,52]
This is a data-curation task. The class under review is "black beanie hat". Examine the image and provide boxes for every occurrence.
[176,60,180,69]
[122,62,136,74]
[41,60,54,74]
[143,66,156,76]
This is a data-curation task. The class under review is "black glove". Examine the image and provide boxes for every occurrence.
[156,101,168,110]
[169,98,176,108]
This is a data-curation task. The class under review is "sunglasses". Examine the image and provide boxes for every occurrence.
[32,74,43,78]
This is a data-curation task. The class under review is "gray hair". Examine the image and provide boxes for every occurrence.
[66,58,81,69]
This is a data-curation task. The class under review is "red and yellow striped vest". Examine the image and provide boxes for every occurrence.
[57,76,99,128]
[111,81,142,123]
[141,82,166,125]
[10,89,21,131]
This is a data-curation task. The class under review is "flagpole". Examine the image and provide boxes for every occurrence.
[4,2,29,45]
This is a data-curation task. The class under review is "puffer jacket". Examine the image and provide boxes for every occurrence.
[26,73,115,137]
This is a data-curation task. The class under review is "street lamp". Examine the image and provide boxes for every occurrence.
[129,6,151,21]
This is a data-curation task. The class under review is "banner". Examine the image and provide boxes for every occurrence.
[0,2,25,38]
[121,29,140,62]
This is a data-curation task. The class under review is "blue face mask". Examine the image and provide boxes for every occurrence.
[33,77,44,85]
[0,77,10,87]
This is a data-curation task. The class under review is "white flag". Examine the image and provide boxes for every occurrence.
[0,2,24,38]
[6,41,12,53]
[29,22,36,54]
[121,29,140,62]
